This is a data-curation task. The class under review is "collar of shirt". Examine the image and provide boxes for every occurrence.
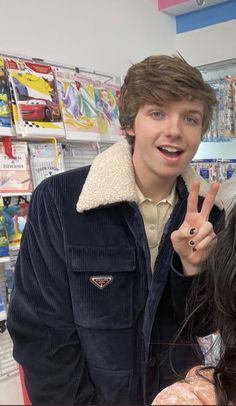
[135,183,176,207]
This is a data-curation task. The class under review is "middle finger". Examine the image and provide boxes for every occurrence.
[188,221,214,247]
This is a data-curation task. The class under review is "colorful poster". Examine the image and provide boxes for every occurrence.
[191,159,218,183]
[2,203,28,249]
[0,141,32,195]
[218,159,236,182]
[5,58,64,138]
[0,207,9,257]
[94,81,122,140]
[0,57,12,136]
[54,67,99,140]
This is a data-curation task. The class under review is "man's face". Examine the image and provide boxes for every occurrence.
[127,99,204,184]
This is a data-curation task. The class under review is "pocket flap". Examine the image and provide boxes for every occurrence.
[69,245,136,273]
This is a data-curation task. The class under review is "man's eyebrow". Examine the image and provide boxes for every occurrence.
[187,109,203,117]
[145,103,164,108]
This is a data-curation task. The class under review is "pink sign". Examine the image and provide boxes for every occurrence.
[158,0,189,10]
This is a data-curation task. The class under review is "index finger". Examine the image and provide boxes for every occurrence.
[201,182,219,219]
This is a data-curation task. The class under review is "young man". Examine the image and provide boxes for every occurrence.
[7,55,224,405]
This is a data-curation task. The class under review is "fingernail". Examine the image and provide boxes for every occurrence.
[189,240,195,246]
[189,227,197,235]
[192,247,197,252]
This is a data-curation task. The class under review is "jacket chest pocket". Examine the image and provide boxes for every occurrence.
[68,245,136,329]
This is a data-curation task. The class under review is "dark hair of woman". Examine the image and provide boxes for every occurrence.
[169,203,236,404]
[207,203,236,405]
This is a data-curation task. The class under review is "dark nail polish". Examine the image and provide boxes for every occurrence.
[189,240,195,246]
[192,247,197,252]
[189,227,196,235]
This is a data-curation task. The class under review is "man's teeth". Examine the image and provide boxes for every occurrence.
[160,146,181,153]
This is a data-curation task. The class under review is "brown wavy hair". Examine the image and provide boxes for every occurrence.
[119,55,217,144]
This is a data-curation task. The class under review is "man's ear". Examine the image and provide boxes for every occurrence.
[126,128,135,136]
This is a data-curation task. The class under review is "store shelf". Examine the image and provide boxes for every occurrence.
[0,258,10,264]
[2,135,121,145]
[195,139,236,160]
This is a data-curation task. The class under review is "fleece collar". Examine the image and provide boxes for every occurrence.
[77,138,223,212]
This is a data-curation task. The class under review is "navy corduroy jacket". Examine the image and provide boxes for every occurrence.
[7,141,224,405]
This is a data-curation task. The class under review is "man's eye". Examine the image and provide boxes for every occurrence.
[185,116,199,125]
[150,111,163,119]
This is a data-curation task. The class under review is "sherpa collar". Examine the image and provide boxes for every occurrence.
[77,138,223,213]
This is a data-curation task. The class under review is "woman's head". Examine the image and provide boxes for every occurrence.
[119,55,217,144]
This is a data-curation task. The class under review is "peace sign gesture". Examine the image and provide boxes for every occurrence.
[171,180,219,276]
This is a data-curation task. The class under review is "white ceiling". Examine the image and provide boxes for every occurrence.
[159,0,229,16]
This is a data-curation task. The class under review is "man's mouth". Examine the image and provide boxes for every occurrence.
[158,146,183,157]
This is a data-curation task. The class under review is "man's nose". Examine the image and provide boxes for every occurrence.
[166,117,182,137]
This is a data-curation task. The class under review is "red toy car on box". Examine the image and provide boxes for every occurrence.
[18,98,59,122]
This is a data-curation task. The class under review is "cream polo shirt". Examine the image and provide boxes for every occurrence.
[136,184,177,272]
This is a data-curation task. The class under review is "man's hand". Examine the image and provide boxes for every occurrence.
[171,180,219,276]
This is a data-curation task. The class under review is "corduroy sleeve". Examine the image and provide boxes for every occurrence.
[7,181,102,405]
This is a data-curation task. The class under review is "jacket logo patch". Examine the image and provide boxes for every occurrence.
[90,276,113,289]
